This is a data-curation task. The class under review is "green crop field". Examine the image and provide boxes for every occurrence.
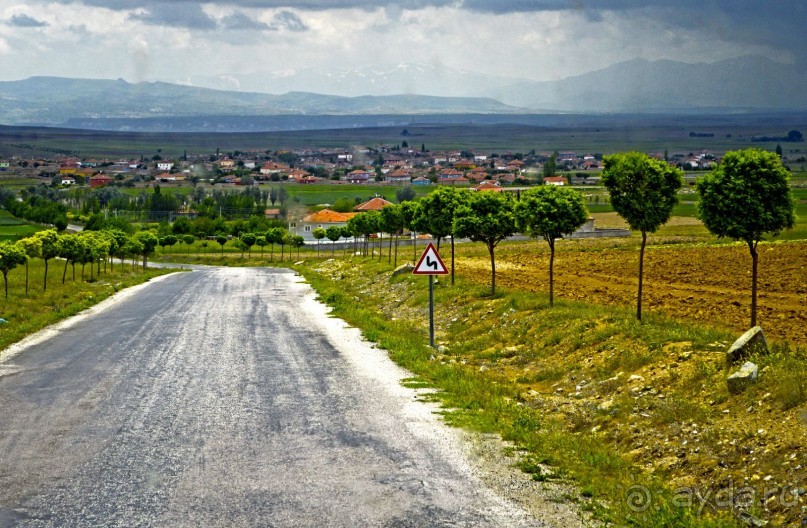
[2,114,806,158]
[0,210,43,241]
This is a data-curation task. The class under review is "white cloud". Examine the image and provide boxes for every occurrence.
[0,1,796,90]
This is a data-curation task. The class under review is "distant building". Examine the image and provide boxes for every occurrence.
[543,176,567,186]
[89,175,113,188]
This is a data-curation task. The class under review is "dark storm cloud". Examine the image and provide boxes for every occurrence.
[220,12,271,31]
[44,0,807,61]
[270,10,307,31]
[129,3,218,29]
[6,14,49,27]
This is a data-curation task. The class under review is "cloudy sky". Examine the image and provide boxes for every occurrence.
[1,0,804,93]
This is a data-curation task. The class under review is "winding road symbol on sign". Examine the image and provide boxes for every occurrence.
[412,243,448,275]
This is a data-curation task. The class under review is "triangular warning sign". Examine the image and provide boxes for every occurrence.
[412,243,449,275]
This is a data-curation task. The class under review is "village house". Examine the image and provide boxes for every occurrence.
[157,161,174,171]
[293,209,357,241]
[259,161,290,176]
[344,169,372,184]
[473,181,503,192]
[354,197,394,211]
[384,169,412,184]
[89,174,113,188]
[543,176,567,186]
[264,208,282,220]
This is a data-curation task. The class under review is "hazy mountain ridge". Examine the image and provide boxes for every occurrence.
[495,56,807,111]
[1,56,804,132]
[0,77,521,127]
[189,56,807,113]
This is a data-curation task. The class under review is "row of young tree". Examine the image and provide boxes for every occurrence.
[0,229,162,298]
[302,148,794,329]
[1,148,792,329]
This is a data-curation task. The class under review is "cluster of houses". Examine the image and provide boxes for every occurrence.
[0,146,728,191]
[0,146,601,189]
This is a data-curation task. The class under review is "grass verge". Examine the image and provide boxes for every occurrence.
[0,258,177,353]
[289,255,805,527]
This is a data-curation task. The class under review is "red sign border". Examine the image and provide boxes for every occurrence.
[412,242,449,275]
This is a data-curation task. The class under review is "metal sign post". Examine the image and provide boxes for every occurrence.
[412,243,449,348]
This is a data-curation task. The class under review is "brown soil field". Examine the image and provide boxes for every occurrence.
[458,239,807,346]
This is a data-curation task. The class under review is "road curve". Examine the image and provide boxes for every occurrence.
[0,267,550,527]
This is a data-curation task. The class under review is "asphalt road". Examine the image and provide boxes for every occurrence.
[0,267,548,527]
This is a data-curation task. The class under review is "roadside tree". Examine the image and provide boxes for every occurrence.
[182,234,195,255]
[58,234,83,283]
[325,226,342,257]
[134,231,159,270]
[453,191,517,295]
[0,241,27,298]
[602,152,683,320]
[215,233,228,255]
[696,148,795,327]
[255,235,267,257]
[241,232,257,258]
[415,187,467,285]
[312,227,326,256]
[380,203,405,266]
[399,200,422,263]
[32,229,60,291]
[16,236,42,296]
[514,186,589,306]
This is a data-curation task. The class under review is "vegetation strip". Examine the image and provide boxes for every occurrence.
[292,255,804,528]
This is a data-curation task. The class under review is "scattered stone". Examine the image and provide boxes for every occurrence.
[391,263,415,277]
[294,261,304,266]
[727,362,759,394]
[726,326,768,365]
[479,365,488,373]
[737,511,768,527]
[437,345,449,354]
[597,399,615,412]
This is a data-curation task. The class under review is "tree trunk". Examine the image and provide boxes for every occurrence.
[749,240,759,327]
[637,230,647,321]
[388,233,393,264]
[62,259,68,284]
[451,237,455,286]
[378,233,383,261]
[548,237,555,307]
[487,242,496,295]
[394,235,399,267]
[412,233,417,264]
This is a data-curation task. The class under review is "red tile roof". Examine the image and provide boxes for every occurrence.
[354,197,394,211]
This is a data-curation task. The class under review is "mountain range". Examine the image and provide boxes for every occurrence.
[188,56,807,113]
[0,55,804,132]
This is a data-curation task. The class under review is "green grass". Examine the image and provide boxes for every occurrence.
[0,210,45,241]
[287,256,749,527]
[0,258,176,352]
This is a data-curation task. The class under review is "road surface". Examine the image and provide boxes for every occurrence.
[0,267,553,527]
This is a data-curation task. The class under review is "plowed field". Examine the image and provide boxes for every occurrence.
[458,240,807,346]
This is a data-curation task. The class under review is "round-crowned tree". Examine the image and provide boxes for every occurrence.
[697,148,795,328]
[514,185,589,306]
[602,152,683,320]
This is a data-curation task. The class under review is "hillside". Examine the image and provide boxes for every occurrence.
[0,77,522,127]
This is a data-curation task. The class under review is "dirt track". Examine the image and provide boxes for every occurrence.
[459,240,807,346]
